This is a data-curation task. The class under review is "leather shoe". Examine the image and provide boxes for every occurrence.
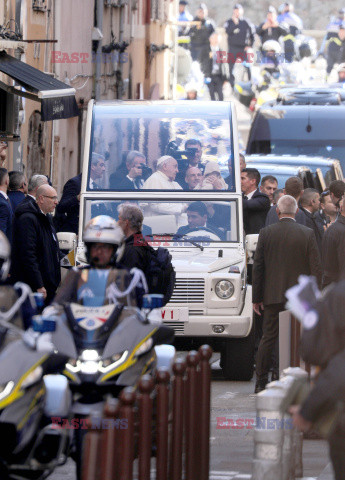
[254,378,268,394]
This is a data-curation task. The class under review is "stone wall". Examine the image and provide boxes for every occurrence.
[186,0,343,30]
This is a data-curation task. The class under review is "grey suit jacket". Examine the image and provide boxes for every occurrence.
[252,217,322,305]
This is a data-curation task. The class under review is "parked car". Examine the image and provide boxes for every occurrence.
[246,96,345,172]
[248,163,325,191]
[245,154,343,187]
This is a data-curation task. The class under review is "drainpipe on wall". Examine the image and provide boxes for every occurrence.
[50,0,55,182]
[95,0,104,100]
[13,0,22,170]
[115,1,126,99]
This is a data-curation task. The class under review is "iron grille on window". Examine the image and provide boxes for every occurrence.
[32,0,47,12]
[151,0,159,20]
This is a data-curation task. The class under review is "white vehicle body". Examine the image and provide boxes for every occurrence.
[75,100,254,380]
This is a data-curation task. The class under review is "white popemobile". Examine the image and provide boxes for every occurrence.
[59,100,256,381]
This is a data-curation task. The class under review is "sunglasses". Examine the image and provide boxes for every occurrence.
[320,190,330,198]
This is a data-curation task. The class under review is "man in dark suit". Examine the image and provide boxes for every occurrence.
[0,168,13,243]
[299,188,324,255]
[8,171,27,211]
[265,176,306,226]
[241,168,270,235]
[11,184,62,305]
[110,151,147,190]
[252,195,322,393]
[55,173,82,234]
[322,196,345,288]
[200,32,229,101]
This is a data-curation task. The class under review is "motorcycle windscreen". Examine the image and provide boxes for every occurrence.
[64,303,123,349]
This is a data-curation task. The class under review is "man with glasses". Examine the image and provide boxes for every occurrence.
[11,184,62,305]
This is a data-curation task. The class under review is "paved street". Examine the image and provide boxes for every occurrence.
[50,85,331,480]
[51,354,329,480]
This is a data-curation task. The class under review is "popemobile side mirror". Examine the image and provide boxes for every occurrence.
[57,232,77,252]
[246,233,259,265]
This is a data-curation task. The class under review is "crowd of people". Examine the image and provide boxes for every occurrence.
[241,159,345,478]
[238,159,345,380]
[1,148,345,476]
[178,2,345,99]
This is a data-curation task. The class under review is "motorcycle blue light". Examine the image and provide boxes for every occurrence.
[142,294,164,309]
[32,316,56,333]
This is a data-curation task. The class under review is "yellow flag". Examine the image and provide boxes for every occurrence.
[60,249,75,267]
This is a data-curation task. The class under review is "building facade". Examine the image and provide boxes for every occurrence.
[0,0,177,194]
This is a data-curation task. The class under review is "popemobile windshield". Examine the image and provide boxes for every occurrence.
[75,100,254,381]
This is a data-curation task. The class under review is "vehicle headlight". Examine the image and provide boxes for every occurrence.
[21,366,43,388]
[215,280,234,299]
[80,350,99,362]
[0,381,14,400]
[99,351,128,374]
[80,361,99,375]
[134,338,153,357]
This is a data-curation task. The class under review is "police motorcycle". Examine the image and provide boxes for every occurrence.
[0,218,175,479]
[43,216,175,478]
[234,40,303,110]
[0,230,72,480]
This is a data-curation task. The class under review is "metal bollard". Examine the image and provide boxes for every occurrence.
[100,398,120,480]
[198,345,213,480]
[82,414,103,480]
[185,350,201,480]
[252,387,286,480]
[138,375,154,480]
[282,367,309,479]
[155,368,170,480]
[118,387,136,480]
[265,376,300,480]
[170,358,186,480]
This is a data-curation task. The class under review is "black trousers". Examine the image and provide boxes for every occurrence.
[207,75,224,101]
[329,419,345,480]
[255,303,285,381]
[228,47,251,86]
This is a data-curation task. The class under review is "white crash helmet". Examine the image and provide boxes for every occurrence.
[83,215,125,265]
[262,40,282,55]
[0,231,10,281]
[337,63,345,74]
[278,2,292,13]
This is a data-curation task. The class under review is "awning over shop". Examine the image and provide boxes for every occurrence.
[0,51,79,121]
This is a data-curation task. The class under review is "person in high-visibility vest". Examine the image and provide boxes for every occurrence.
[277,3,303,62]
[326,24,345,77]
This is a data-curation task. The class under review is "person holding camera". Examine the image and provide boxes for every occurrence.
[110,151,150,190]
[176,139,204,188]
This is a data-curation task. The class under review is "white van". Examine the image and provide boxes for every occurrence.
[72,100,254,380]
